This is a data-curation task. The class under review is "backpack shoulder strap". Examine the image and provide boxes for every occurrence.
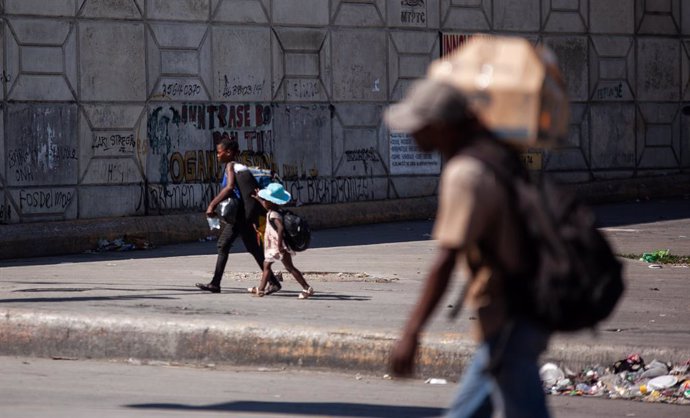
[459,139,528,187]
[268,209,285,229]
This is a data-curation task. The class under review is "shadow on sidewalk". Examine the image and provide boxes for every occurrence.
[593,198,690,227]
[127,400,444,418]
[0,220,434,268]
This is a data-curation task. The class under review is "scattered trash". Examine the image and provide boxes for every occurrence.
[639,360,670,379]
[425,378,448,385]
[539,363,565,387]
[543,354,690,404]
[648,264,663,269]
[96,236,153,252]
[647,375,678,391]
[641,249,670,263]
[613,353,644,373]
[383,374,392,380]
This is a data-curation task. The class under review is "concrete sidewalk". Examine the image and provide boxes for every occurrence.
[0,199,688,379]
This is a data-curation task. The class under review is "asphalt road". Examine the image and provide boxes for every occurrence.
[0,356,687,418]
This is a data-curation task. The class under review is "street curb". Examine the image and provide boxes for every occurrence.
[2,308,688,379]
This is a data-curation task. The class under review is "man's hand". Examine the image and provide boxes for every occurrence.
[206,205,215,218]
[390,333,418,378]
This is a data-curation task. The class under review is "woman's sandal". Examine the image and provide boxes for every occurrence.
[298,287,314,299]
[248,287,265,296]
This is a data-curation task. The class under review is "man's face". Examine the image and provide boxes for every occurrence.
[413,122,464,158]
[412,124,442,153]
[216,144,236,163]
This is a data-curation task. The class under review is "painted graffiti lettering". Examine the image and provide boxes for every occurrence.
[401,11,425,23]
[595,82,624,100]
[148,103,275,186]
[8,146,77,170]
[242,130,273,152]
[282,164,299,180]
[15,167,34,182]
[19,189,74,210]
[161,82,202,97]
[400,0,426,25]
[107,163,125,183]
[8,148,30,168]
[168,150,219,184]
[237,150,273,170]
[47,145,77,166]
[179,104,271,130]
[288,81,320,99]
[146,184,217,212]
[345,148,380,171]
[221,74,265,98]
[0,203,11,223]
[93,133,136,153]
[285,177,375,205]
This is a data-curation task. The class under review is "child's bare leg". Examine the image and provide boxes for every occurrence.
[281,254,310,290]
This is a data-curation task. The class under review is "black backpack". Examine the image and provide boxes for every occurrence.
[270,210,311,252]
[459,140,625,332]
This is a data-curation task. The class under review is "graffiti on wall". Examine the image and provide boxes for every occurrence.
[400,0,426,25]
[0,202,12,223]
[145,102,274,212]
[219,74,266,99]
[141,183,219,214]
[284,176,375,205]
[17,188,75,214]
[7,142,78,184]
[148,103,274,179]
[92,132,137,156]
[7,105,79,189]
[595,82,626,100]
[161,81,203,98]
[441,33,494,57]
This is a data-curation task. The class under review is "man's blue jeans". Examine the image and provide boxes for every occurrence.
[445,320,550,418]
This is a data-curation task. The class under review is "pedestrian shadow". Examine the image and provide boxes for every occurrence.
[222,287,371,301]
[127,400,443,418]
[0,294,178,304]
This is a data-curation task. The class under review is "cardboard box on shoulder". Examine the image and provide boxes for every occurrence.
[427,35,570,148]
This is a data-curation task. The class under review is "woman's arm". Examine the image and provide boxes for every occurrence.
[206,164,236,217]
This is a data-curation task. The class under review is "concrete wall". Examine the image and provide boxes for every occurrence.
[1,0,688,225]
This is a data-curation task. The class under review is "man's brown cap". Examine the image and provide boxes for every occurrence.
[384,78,472,134]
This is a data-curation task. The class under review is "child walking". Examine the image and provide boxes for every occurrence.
[250,183,314,299]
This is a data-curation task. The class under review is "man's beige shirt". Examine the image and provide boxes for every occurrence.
[432,154,525,340]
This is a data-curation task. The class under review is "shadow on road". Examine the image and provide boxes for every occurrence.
[127,400,444,418]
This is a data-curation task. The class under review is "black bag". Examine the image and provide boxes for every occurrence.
[217,197,239,223]
[270,210,311,252]
[460,140,625,332]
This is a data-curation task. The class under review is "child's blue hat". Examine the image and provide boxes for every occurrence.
[258,183,291,205]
